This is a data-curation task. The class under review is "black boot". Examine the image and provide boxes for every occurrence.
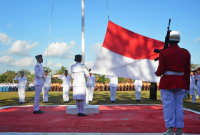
[33,110,44,114]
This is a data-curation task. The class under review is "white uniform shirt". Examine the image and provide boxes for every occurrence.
[71,62,89,87]
[105,75,118,87]
[14,75,27,89]
[44,75,51,87]
[190,75,195,89]
[58,74,71,87]
[134,80,142,87]
[197,74,200,88]
[86,74,95,87]
[34,62,44,86]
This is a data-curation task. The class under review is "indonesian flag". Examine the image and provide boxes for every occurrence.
[91,21,164,83]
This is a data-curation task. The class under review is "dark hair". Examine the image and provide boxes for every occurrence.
[89,69,91,72]
[169,41,179,44]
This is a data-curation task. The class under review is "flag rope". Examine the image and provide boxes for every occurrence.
[106,0,110,19]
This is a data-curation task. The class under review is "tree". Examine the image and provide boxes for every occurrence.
[191,62,200,70]
[17,69,31,77]
[43,67,52,75]
[58,66,67,75]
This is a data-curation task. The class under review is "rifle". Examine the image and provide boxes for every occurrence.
[154,19,171,61]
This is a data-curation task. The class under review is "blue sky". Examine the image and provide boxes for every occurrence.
[0,0,199,74]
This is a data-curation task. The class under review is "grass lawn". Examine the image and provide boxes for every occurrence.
[0,91,200,112]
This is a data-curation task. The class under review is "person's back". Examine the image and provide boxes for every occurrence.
[156,44,190,90]
[155,31,190,135]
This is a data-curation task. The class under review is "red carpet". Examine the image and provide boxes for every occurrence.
[0,105,200,133]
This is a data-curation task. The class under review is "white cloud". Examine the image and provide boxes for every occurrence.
[0,56,36,67]
[195,37,200,43]
[61,51,74,59]
[8,40,38,56]
[43,41,76,57]
[0,56,13,63]
[85,61,94,69]
[11,57,36,67]
[7,22,13,29]
[47,60,53,66]
[55,63,63,68]
[90,42,102,55]
[0,32,12,45]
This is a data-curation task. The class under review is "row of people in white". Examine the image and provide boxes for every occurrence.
[0,83,19,87]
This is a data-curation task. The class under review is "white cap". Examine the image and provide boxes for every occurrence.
[169,31,180,41]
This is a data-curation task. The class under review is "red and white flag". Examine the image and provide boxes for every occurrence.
[91,21,164,83]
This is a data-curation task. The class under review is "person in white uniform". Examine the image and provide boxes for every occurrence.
[86,69,96,102]
[134,79,142,102]
[197,68,200,104]
[71,54,89,116]
[190,71,196,103]
[33,54,45,114]
[42,70,51,103]
[58,69,71,103]
[105,75,118,103]
[14,71,27,103]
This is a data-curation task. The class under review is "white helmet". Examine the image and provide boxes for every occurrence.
[169,31,180,41]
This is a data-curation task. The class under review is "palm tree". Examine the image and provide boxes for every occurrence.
[58,66,67,75]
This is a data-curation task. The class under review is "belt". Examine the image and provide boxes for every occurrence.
[164,71,184,75]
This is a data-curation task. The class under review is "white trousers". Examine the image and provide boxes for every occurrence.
[135,86,141,100]
[110,87,117,101]
[195,86,199,99]
[88,86,95,101]
[42,86,50,102]
[63,87,70,101]
[161,89,186,128]
[33,85,42,111]
[18,88,25,102]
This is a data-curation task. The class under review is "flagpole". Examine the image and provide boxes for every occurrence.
[82,0,89,106]
[81,0,85,65]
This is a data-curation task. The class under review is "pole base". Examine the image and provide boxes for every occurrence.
[66,105,99,114]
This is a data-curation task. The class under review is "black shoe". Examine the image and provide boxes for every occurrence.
[78,113,87,116]
[64,101,68,103]
[33,110,44,114]
[111,101,115,103]
[19,102,24,104]
[136,100,138,102]
[43,101,48,103]
[89,101,93,102]
[138,100,141,102]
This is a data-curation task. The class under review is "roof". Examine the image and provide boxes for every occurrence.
[192,66,200,72]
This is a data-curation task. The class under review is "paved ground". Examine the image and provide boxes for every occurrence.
[0,105,200,134]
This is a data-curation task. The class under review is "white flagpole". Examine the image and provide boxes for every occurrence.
[82,0,89,106]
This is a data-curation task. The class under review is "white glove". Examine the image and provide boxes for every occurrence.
[42,75,46,81]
